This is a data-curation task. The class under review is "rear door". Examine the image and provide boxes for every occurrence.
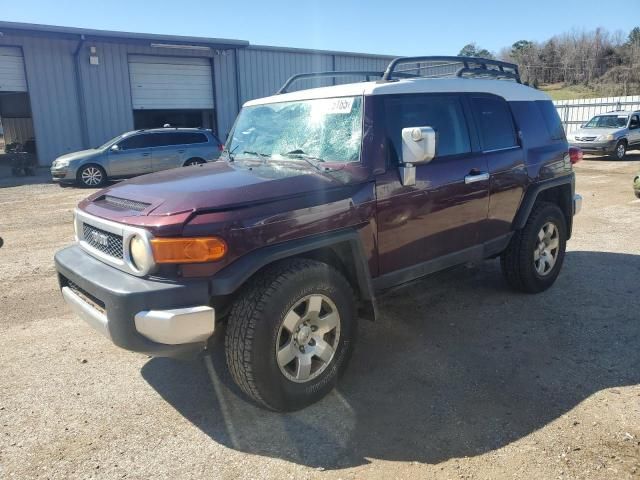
[375,93,490,276]
[107,133,153,176]
[469,95,526,242]
[151,131,211,171]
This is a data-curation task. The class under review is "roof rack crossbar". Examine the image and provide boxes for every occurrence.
[382,56,521,83]
[277,71,384,94]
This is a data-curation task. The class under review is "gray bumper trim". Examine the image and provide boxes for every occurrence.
[61,286,110,339]
[574,194,582,216]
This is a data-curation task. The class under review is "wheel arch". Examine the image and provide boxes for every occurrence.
[210,229,378,321]
[513,174,575,239]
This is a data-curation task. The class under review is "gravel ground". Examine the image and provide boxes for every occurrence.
[1,156,639,479]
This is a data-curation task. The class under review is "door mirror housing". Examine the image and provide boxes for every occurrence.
[110,144,120,152]
[399,126,436,186]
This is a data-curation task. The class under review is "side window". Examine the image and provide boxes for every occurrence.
[537,101,566,141]
[630,115,640,129]
[178,132,209,144]
[118,134,154,150]
[384,95,471,163]
[470,97,518,151]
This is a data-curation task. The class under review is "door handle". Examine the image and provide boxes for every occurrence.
[177,150,185,154]
[142,152,150,157]
[464,171,490,184]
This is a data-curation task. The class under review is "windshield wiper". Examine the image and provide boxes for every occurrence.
[242,150,271,159]
[281,150,329,173]
[222,144,239,162]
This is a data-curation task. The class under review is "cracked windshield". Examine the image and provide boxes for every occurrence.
[227,96,363,164]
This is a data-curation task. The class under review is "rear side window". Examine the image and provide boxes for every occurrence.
[152,132,209,147]
[384,95,471,161]
[470,97,518,151]
[118,134,154,150]
[537,101,566,141]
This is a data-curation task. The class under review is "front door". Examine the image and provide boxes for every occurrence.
[151,132,182,171]
[375,94,490,277]
[629,114,640,147]
[107,133,153,176]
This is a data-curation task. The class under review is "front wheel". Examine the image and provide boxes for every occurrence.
[611,140,627,160]
[77,164,107,187]
[225,258,356,411]
[501,202,567,293]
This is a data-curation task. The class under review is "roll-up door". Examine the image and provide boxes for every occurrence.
[128,55,214,110]
[0,47,27,92]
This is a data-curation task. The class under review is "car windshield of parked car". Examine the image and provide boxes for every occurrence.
[227,96,363,164]
[96,133,128,150]
[584,115,628,129]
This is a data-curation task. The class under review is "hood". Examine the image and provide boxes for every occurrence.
[55,148,102,163]
[81,160,367,219]
[572,127,625,138]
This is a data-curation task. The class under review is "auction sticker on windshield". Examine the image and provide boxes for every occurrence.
[313,97,355,115]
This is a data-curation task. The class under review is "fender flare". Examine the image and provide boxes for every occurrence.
[209,229,378,319]
[512,173,575,236]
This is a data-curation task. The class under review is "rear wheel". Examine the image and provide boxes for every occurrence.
[183,158,205,167]
[225,258,356,411]
[501,202,567,293]
[77,164,106,187]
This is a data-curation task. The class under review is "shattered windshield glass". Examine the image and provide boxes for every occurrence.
[227,96,363,164]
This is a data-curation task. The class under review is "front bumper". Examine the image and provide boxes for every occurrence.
[568,140,617,154]
[50,165,77,183]
[55,245,215,358]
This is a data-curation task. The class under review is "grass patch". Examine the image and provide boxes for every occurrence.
[539,83,602,100]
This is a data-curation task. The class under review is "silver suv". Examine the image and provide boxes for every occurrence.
[568,110,640,160]
[51,128,223,187]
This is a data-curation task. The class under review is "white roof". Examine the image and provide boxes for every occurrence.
[244,77,551,107]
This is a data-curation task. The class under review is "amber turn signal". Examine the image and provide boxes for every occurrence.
[150,237,227,264]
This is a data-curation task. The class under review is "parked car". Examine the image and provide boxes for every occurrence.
[50,128,223,187]
[567,110,640,160]
[54,56,581,411]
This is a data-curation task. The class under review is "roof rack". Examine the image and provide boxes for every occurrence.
[277,71,385,94]
[382,56,521,83]
[275,56,521,95]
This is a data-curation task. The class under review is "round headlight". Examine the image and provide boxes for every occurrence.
[130,235,153,272]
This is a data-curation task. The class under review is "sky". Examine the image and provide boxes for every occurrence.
[3,0,639,56]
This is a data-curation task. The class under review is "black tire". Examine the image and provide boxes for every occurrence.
[225,258,356,411]
[77,164,107,187]
[501,201,567,293]
[611,140,627,160]
[183,158,205,167]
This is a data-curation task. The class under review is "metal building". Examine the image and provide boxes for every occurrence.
[0,21,394,166]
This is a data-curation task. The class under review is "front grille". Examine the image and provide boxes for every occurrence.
[65,278,106,314]
[104,195,150,212]
[82,223,123,259]
[575,136,597,142]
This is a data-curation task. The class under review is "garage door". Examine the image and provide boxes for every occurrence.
[0,47,28,92]
[129,55,214,110]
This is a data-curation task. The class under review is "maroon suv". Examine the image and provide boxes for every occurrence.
[55,57,582,411]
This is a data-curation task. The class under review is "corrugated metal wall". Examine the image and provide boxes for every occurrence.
[2,117,34,144]
[554,95,640,134]
[0,34,84,165]
[0,28,397,165]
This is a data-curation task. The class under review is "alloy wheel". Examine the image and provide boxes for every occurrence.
[616,143,626,159]
[534,221,560,276]
[81,167,103,186]
[275,294,341,383]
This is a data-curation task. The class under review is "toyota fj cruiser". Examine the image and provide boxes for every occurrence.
[55,57,582,411]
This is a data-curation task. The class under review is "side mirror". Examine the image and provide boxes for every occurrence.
[110,144,120,152]
[399,126,436,186]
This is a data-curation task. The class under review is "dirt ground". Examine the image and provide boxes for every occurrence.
[0,156,639,480]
